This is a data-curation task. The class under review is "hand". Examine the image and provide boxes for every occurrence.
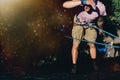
[87,0,96,9]
[84,5,90,12]
[97,21,103,27]
[99,29,103,35]
[97,17,104,27]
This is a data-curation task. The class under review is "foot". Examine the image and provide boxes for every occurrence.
[91,59,99,71]
[71,64,77,74]
[92,63,99,71]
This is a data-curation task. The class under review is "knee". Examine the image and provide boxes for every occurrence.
[89,44,95,48]
[72,44,79,49]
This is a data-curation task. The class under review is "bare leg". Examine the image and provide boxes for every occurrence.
[72,43,79,64]
[88,43,96,59]
[71,42,80,74]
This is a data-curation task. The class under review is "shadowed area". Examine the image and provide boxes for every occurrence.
[0,0,72,71]
[0,0,120,80]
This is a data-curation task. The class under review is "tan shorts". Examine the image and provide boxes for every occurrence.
[72,25,97,44]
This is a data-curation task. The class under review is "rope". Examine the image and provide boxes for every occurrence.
[62,22,120,48]
[92,25,120,40]
[65,36,120,48]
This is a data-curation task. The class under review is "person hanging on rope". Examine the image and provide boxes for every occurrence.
[63,0,107,74]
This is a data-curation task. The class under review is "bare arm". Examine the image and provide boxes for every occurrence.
[63,0,82,8]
